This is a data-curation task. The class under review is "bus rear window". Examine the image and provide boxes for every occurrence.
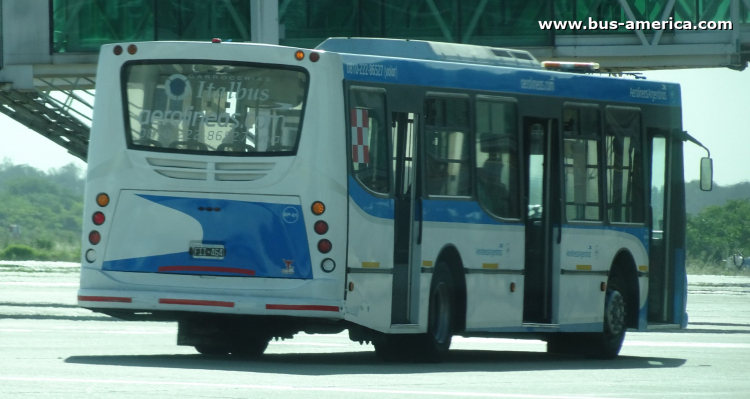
[123,62,308,155]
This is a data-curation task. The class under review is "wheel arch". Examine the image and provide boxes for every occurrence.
[609,248,640,329]
[434,244,467,333]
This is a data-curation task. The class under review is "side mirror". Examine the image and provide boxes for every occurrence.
[700,157,713,191]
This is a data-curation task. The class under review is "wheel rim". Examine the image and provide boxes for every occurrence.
[430,282,451,344]
[604,289,626,336]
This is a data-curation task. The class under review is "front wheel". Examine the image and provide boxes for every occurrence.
[587,274,628,359]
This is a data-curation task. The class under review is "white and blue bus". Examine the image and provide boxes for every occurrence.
[78,38,712,360]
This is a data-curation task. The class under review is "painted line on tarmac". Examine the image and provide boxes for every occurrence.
[624,341,750,348]
[0,376,632,399]
[0,282,78,287]
[455,337,750,349]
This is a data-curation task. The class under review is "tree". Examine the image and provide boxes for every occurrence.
[687,199,750,262]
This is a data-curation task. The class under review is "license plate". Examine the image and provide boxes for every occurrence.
[189,242,225,260]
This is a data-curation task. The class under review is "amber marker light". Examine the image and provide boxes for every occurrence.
[113,45,123,55]
[96,193,110,207]
[311,201,325,215]
[295,50,305,61]
[127,44,138,55]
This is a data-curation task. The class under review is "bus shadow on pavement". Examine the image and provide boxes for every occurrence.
[65,350,686,375]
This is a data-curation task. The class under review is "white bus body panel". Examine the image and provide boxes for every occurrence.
[80,42,349,319]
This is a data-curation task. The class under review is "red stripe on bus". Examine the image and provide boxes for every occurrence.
[265,304,340,312]
[158,266,255,276]
[159,298,235,308]
[78,296,132,303]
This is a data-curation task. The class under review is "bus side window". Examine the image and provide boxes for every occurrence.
[475,98,519,218]
[563,106,602,222]
[350,89,389,194]
[424,97,471,197]
[605,106,645,223]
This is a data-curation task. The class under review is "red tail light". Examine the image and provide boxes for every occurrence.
[314,221,328,235]
[89,231,101,245]
[318,239,332,254]
[93,212,105,225]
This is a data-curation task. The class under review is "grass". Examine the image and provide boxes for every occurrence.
[686,258,750,277]
[0,244,80,262]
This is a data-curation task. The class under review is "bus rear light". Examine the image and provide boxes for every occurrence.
[295,50,305,61]
[311,201,325,215]
[314,221,328,235]
[113,45,123,55]
[321,258,335,273]
[85,249,97,263]
[212,38,222,43]
[309,52,320,62]
[318,239,332,254]
[127,44,138,55]
[89,231,101,245]
[93,212,105,225]
[96,193,109,207]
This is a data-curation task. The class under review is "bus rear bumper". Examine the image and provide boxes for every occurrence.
[77,288,344,320]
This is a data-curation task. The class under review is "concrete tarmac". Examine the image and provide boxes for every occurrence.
[1,262,748,398]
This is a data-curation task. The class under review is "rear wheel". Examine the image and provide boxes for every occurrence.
[230,337,270,358]
[417,265,455,362]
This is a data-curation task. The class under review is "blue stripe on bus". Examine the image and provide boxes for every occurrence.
[348,176,394,219]
[102,195,313,279]
[348,179,648,249]
[423,199,521,225]
[561,224,650,252]
[340,54,681,107]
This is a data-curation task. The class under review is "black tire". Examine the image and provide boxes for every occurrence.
[586,272,628,359]
[194,344,231,356]
[417,264,455,362]
[230,337,270,358]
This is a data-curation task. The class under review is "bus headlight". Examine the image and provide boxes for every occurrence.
[321,258,335,273]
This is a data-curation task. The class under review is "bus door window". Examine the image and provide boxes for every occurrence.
[424,97,471,197]
[563,106,602,222]
[349,89,389,194]
[392,113,417,196]
[475,97,519,219]
[527,123,545,220]
[605,107,645,224]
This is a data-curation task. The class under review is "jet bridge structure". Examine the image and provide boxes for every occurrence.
[1,0,749,159]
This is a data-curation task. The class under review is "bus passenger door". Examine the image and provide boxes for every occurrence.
[523,117,559,324]
[391,112,421,325]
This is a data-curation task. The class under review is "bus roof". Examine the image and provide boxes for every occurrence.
[316,38,681,107]
[317,37,542,69]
